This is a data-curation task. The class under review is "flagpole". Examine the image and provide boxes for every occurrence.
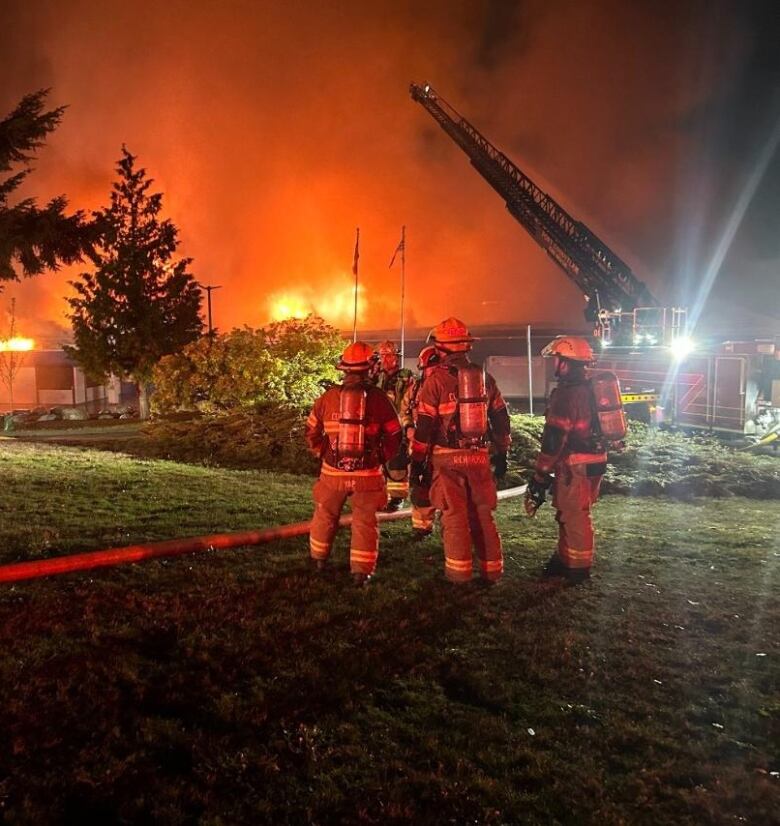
[400,225,406,364]
[352,227,359,343]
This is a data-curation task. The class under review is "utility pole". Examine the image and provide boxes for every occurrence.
[526,324,534,415]
[352,228,360,343]
[196,283,222,336]
[389,226,406,363]
[399,225,406,364]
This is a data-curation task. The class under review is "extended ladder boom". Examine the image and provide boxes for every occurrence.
[410,83,657,315]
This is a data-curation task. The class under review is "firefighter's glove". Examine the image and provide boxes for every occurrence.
[410,460,432,489]
[524,475,550,517]
[491,452,508,479]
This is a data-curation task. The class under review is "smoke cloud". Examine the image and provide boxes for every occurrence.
[1,0,777,343]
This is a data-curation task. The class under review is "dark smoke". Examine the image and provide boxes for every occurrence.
[0,0,777,341]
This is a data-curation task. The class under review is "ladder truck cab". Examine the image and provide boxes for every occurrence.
[410,82,780,442]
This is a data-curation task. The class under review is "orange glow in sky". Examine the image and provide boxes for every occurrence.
[3,2,775,341]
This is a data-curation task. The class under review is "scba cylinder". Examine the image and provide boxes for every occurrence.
[337,386,367,460]
[589,370,627,441]
[458,365,488,442]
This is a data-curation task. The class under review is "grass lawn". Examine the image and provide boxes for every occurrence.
[0,441,778,824]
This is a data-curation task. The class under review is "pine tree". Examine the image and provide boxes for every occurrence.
[0,89,90,284]
[67,147,203,417]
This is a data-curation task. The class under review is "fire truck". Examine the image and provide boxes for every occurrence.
[410,83,780,443]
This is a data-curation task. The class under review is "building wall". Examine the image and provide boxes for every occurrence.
[485,356,548,399]
[0,365,37,413]
[0,351,108,413]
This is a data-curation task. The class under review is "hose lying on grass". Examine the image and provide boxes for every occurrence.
[740,427,779,451]
[0,485,527,584]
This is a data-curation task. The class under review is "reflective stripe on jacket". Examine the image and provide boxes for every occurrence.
[535,380,605,476]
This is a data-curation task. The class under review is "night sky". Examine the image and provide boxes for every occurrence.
[1,0,778,343]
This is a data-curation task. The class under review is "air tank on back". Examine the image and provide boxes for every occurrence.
[458,364,488,445]
[588,370,627,442]
[337,386,367,462]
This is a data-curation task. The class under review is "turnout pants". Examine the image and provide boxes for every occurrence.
[430,448,503,583]
[411,503,436,532]
[410,480,435,532]
[309,467,388,575]
[551,461,604,570]
[385,440,410,501]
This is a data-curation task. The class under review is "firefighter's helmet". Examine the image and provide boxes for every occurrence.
[337,341,375,373]
[377,339,399,356]
[428,317,478,352]
[376,338,400,374]
[417,345,439,370]
[540,336,594,363]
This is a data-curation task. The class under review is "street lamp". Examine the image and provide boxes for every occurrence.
[196,283,222,336]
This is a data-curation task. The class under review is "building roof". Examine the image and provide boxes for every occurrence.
[15,349,78,367]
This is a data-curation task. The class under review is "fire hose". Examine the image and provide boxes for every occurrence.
[741,422,780,451]
[0,485,527,585]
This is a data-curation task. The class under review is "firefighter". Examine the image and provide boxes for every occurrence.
[400,345,441,539]
[410,318,511,584]
[373,339,413,512]
[524,336,607,584]
[305,341,403,586]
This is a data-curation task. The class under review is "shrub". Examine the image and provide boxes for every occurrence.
[507,415,780,499]
[141,402,317,475]
[150,315,342,415]
[138,410,779,499]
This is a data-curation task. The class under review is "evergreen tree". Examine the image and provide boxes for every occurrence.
[67,147,203,417]
[0,89,90,284]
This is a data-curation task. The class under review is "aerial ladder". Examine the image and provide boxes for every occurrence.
[409,82,686,346]
[410,83,780,439]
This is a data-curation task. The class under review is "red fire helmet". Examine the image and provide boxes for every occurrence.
[417,345,439,370]
[337,341,375,372]
[428,317,477,352]
[540,336,594,363]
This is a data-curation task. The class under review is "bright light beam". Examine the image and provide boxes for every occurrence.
[687,114,780,332]
[669,335,695,361]
[659,113,780,418]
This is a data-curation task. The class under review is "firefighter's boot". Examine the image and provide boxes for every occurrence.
[565,567,590,585]
[412,527,432,541]
[542,554,590,585]
[384,497,404,513]
[353,572,371,588]
[541,555,567,579]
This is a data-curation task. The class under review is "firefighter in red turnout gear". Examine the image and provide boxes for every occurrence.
[411,318,511,584]
[525,336,609,584]
[373,340,413,511]
[400,345,440,539]
[305,341,402,586]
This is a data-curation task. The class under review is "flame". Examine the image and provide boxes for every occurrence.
[267,272,366,326]
[0,337,34,352]
[269,295,310,320]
